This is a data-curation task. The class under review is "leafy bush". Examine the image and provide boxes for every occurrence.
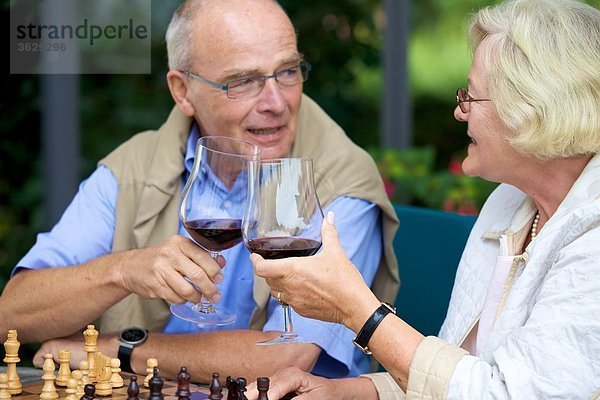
[370,146,498,215]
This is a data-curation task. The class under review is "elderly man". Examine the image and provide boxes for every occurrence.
[0,0,398,383]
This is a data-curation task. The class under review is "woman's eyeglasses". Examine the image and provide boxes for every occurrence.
[456,88,491,113]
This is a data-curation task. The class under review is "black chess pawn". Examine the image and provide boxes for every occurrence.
[80,384,96,400]
[236,377,247,400]
[256,377,269,400]
[208,372,223,400]
[226,376,237,400]
[176,367,191,400]
[127,376,140,400]
[148,366,164,400]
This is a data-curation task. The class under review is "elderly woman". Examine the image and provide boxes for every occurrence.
[247,0,600,398]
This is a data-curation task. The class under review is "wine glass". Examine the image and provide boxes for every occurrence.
[242,158,323,344]
[171,135,260,326]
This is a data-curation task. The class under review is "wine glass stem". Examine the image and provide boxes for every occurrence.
[191,251,220,314]
[282,304,294,335]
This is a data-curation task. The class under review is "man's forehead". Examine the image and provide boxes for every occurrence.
[189,1,298,73]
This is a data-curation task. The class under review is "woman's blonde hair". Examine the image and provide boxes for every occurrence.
[469,0,600,159]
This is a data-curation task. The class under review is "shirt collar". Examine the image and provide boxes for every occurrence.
[184,122,200,174]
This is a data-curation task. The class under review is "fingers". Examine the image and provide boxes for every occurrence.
[320,211,342,254]
[32,348,44,368]
[120,236,226,304]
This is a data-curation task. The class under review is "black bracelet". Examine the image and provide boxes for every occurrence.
[352,302,396,355]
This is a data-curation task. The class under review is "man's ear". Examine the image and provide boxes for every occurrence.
[166,70,196,117]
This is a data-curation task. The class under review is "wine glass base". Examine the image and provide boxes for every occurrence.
[170,302,236,326]
[256,332,315,345]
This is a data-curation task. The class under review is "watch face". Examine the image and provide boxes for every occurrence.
[120,327,147,344]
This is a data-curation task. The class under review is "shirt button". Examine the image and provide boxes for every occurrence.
[223,200,232,209]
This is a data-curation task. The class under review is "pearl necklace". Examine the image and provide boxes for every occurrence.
[531,211,540,240]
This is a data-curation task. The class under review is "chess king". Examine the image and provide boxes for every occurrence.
[0,0,398,384]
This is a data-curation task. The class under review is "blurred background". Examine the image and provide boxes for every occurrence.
[2,0,599,288]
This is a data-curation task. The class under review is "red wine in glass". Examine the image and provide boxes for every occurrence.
[184,219,242,252]
[246,237,321,259]
[172,135,260,326]
[242,158,324,345]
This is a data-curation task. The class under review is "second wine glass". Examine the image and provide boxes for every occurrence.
[171,135,260,326]
[243,158,323,344]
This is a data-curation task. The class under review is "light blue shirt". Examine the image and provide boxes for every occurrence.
[15,126,383,378]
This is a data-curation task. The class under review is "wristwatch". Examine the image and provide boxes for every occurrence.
[118,327,148,373]
[352,302,396,355]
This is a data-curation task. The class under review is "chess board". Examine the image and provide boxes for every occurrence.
[13,374,211,400]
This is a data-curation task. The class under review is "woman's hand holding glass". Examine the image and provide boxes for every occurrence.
[250,211,381,332]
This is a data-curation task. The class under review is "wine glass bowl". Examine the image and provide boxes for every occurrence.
[171,135,260,326]
[243,158,323,344]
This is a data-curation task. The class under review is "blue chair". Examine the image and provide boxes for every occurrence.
[392,204,477,336]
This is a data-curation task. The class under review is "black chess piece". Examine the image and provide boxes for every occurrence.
[236,377,247,400]
[208,372,223,400]
[225,376,237,400]
[127,376,140,400]
[148,366,165,400]
[256,377,269,400]
[80,384,96,400]
[176,367,192,400]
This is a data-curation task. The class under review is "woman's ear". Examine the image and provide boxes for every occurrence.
[166,70,196,117]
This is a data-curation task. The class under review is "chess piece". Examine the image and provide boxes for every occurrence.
[80,384,96,400]
[56,349,72,387]
[127,376,140,400]
[83,325,99,382]
[0,373,11,400]
[144,358,158,388]
[256,377,269,400]
[236,378,247,400]
[65,378,79,400]
[148,367,164,400]
[3,330,22,395]
[225,376,237,400]
[175,367,191,400]
[109,358,123,388]
[71,370,85,398]
[208,372,222,400]
[40,353,59,400]
[94,356,112,396]
[79,360,92,386]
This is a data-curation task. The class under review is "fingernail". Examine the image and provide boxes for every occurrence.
[211,293,221,303]
[214,273,223,283]
[326,211,335,225]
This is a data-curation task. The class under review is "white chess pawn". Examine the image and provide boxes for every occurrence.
[144,358,158,388]
[64,378,78,400]
[79,360,91,386]
[40,354,58,400]
[71,370,84,398]
[110,358,124,388]
[0,373,11,400]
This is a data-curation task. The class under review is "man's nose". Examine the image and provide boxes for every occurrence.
[255,77,286,113]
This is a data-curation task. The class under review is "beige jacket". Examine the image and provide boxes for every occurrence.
[98,95,400,334]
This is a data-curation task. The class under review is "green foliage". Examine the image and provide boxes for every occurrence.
[370,146,498,214]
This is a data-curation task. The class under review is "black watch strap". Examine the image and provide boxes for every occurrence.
[118,344,135,373]
[353,302,396,355]
[118,327,148,374]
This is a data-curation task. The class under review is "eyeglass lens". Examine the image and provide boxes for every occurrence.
[228,63,309,98]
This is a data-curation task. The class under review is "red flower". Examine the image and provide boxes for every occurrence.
[448,158,463,176]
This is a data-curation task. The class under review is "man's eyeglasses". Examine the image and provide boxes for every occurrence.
[180,61,311,100]
[456,88,491,113]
